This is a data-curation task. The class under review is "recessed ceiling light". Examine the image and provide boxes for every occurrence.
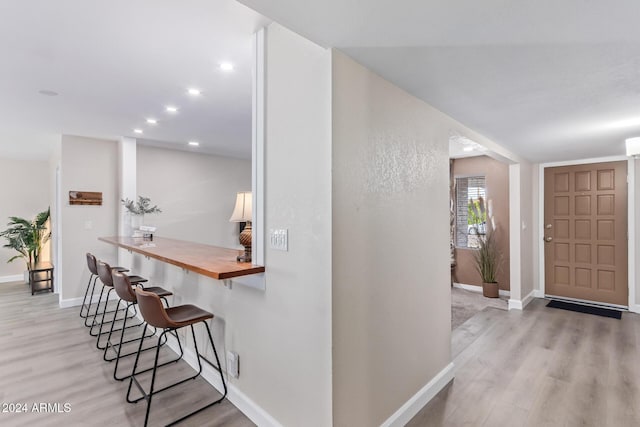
[463,146,474,152]
[188,141,200,147]
[187,88,201,96]
[38,89,59,96]
[220,62,234,71]
[146,118,157,125]
[133,129,143,134]
[165,106,178,113]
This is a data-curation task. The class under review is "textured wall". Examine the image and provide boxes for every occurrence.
[332,50,451,426]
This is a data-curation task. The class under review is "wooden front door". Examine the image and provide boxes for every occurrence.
[544,161,628,306]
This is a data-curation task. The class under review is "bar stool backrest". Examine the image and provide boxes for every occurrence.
[135,288,173,329]
[86,253,98,275]
[97,260,114,288]
[112,270,137,303]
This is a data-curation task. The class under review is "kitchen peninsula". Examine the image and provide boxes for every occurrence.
[99,236,265,280]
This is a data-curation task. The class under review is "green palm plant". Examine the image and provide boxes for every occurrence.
[0,208,51,268]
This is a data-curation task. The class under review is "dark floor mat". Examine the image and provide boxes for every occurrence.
[546,299,622,319]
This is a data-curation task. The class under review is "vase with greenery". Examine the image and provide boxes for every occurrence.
[121,196,161,232]
[0,208,51,270]
[121,196,162,216]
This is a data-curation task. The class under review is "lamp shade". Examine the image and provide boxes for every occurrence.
[626,137,640,157]
[229,191,252,222]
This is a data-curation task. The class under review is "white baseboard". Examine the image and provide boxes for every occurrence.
[163,333,283,427]
[629,304,640,314]
[508,290,537,311]
[59,291,119,308]
[453,282,510,297]
[380,362,455,427]
[0,274,24,283]
[522,290,536,308]
[508,299,522,310]
[533,289,544,298]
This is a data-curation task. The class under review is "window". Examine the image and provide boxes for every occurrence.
[455,176,486,249]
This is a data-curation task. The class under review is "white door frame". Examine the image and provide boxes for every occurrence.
[537,155,637,312]
[55,165,62,300]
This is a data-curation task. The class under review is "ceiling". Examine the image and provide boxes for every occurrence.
[0,0,269,160]
[4,1,639,164]
[239,0,640,163]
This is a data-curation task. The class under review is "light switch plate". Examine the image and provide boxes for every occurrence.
[269,229,288,251]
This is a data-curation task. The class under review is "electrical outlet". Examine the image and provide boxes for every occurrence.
[269,229,288,251]
[226,351,239,378]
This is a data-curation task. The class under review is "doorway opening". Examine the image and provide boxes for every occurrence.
[449,135,509,330]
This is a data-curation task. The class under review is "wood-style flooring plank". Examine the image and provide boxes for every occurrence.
[410,298,640,427]
[0,281,254,427]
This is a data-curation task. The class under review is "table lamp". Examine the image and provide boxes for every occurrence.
[229,191,252,262]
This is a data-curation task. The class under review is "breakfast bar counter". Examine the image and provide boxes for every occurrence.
[99,236,265,280]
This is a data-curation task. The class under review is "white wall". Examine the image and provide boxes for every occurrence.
[530,164,541,300]
[59,135,119,302]
[634,158,640,310]
[331,50,451,426]
[136,145,251,248]
[518,162,534,303]
[261,23,333,426]
[49,139,61,291]
[0,156,50,279]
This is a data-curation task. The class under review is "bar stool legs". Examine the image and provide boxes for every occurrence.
[82,253,130,325]
[168,321,227,426]
[91,286,139,344]
[104,269,180,381]
[127,322,227,427]
[92,261,149,347]
[126,287,228,426]
[79,273,98,319]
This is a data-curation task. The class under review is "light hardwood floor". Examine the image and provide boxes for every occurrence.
[0,281,255,427]
[409,298,640,427]
[4,281,639,427]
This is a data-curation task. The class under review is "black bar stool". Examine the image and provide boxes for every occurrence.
[127,288,227,427]
[104,270,182,381]
[81,253,129,325]
[91,261,148,345]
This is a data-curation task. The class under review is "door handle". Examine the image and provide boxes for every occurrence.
[544,236,553,242]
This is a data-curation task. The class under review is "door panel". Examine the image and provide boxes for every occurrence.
[544,161,627,306]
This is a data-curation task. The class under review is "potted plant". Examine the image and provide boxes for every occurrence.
[0,208,51,275]
[470,197,501,298]
[121,196,162,216]
[121,196,161,234]
[474,231,500,298]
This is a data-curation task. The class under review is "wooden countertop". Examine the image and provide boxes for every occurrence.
[99,236,265,280]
